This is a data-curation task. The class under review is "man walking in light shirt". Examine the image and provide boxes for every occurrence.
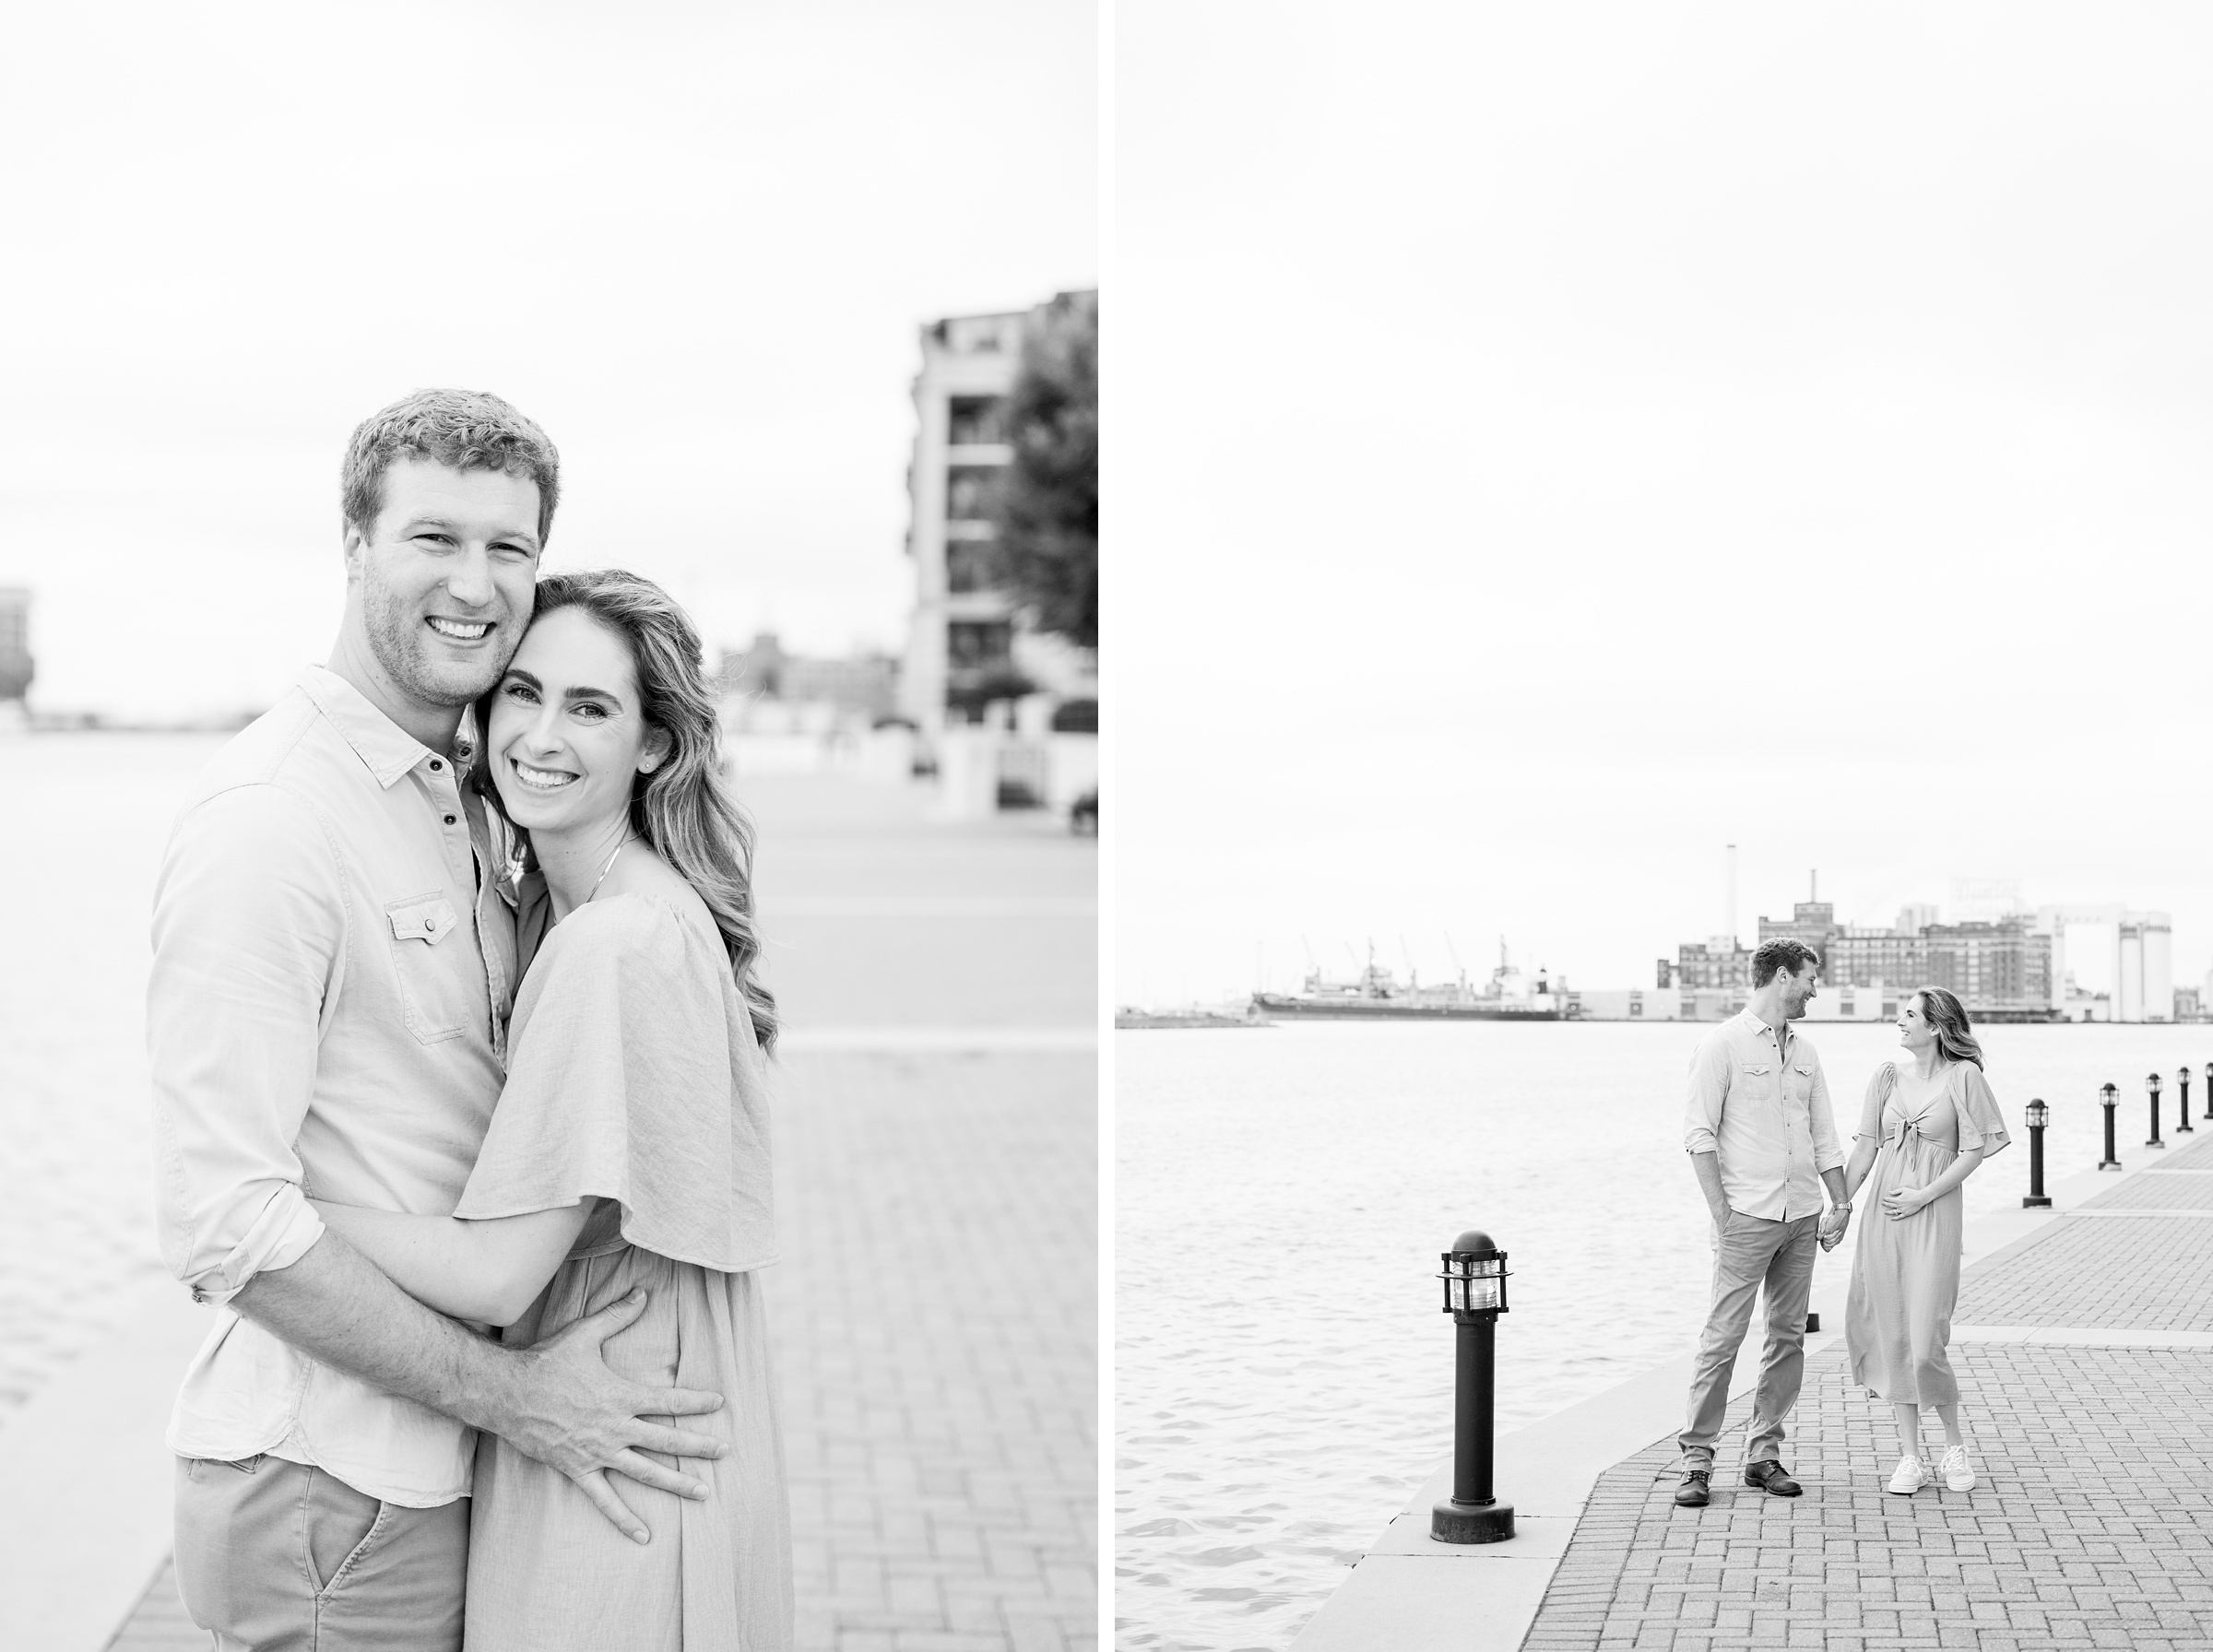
[150,390,729,1648]
[1674,938,1853,1508]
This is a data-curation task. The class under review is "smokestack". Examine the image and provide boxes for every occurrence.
[1725,844,1737,946]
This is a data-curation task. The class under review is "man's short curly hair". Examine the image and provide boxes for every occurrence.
[340,389,561,544]
[1751,938,1820,988]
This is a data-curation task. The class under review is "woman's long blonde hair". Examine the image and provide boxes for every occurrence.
[475,569,776,1053]
[1912,985,1982,1069]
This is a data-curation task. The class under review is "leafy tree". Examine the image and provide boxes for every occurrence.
[988,289,1097,648]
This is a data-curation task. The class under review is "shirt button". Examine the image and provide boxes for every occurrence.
[429,759,444,772]
[444,814,457,825]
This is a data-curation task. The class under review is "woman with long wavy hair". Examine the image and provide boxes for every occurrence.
[303,570,791,1649]
[1840,986,2010,1498]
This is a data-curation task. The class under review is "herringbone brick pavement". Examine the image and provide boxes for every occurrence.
[111,1051,1097,1652]
[2077,1171,2213,1210]
[1523,1184,2213,1651]
[1523,1341,2213,1652]
[1951,1215,2213,1330]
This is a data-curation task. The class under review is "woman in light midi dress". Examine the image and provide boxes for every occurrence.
[1840,986,2009,1497]
[312,571,793,1649]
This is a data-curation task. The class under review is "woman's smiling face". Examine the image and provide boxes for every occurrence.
[486,606,666,837]
[1896,992,1935,1050]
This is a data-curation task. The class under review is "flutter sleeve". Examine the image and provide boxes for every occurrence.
[1952,1064,2012,1159]
[1856,1063,1895,1142]
[453,896,777,1273]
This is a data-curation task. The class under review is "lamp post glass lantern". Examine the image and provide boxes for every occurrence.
[2099,1082,2121,1171]
[2147,1071,2165,1150]
[1432,1229,1515,1545]
[2178,1065,2195,1135]
[2022,1098,2051,1208]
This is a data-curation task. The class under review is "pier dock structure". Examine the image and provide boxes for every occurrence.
[1292,1127,2213,1651]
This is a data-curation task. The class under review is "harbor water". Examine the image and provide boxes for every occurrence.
[1115,1018,2213,1652]
[0,734,227,1420]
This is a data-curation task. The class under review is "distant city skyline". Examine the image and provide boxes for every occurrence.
[1116,6,2213,1017]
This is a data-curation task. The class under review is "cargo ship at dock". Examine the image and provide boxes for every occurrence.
[1251,943,1568,1022]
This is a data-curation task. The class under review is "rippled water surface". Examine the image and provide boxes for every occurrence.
[1115,1019,2213,1652]
[0,733,227,1421]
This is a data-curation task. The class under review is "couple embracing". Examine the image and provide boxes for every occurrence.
[1675,938,2010,1508]
[150,390,791,1649]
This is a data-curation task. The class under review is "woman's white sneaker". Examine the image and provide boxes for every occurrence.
[1937,1446,1975,1491]
[1888,1455,1928,1494]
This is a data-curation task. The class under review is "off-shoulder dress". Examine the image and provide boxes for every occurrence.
[453,891,790,1652]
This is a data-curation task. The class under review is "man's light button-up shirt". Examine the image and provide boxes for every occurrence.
[1682,1008,1846,1223]
[148,666,518,1507]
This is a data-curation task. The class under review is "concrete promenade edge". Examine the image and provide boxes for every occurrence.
[1289,1131,2213,1652]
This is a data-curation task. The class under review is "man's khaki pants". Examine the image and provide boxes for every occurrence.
[173,1455,467,1650]
[1678,1210,1819,1471]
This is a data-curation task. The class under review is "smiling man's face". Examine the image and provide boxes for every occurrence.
[343,456,542,713]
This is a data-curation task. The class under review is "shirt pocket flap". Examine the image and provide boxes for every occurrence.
[1793,1061,1815,1076]
[387,895,460,945]
[1739,1062,1772,1076]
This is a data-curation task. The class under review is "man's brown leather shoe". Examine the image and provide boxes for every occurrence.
[1744,1460,1803,1496]
[1674,1469,1710,1507]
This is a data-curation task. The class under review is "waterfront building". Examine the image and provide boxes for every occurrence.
[1923,920,2053,1011]
[1675,937,1751,993]
[899,296,1096,749]
[1896,903,1940,936]
[2032,905,2173,1022]
[1757,900,1836,976]
[1828,926,1927,992]
[0,587,30,703]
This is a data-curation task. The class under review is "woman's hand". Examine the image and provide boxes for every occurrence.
[1881,1185,1930,1220]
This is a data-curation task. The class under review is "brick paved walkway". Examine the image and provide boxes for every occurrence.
[1522,1193,2213,1651]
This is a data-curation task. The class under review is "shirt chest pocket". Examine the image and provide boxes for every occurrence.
[1789,1060,1816,1103]
[385,892,473,1045]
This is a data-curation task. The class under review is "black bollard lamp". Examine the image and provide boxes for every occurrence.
[2204,1062,2213,1122]
[1432,1229,1514,1544]
[2147,1071,2165,1150]
[2099,1081,2121,1171]
[2178,1065,2196,1135]
[2022,1099,2051,1208]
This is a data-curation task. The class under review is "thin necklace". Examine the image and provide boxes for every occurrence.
[587,836,632,904]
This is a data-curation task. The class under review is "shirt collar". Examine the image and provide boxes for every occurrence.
[1736,1007,1788,1044]
[296,665,452,791]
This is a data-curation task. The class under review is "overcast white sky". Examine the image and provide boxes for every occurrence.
[1114,4,2213,1004]
[0,0,1095,719]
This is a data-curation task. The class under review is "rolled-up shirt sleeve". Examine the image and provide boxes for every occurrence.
[1683,1034,1730,1154]
[149,784,340,1304]
[1807,1056,1846,1174]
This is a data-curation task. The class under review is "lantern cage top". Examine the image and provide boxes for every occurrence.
[2025,1099,2048,1128]
[2148,1071,2162,1092]
[1438,1229,1510,1316]
[2101,1082,2119,1103]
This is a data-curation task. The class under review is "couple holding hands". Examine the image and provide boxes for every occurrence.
[1675,939,2009,1507]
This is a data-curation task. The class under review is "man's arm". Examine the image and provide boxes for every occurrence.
[232,1232,723,1541]
[1685,1036,1733,1242]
